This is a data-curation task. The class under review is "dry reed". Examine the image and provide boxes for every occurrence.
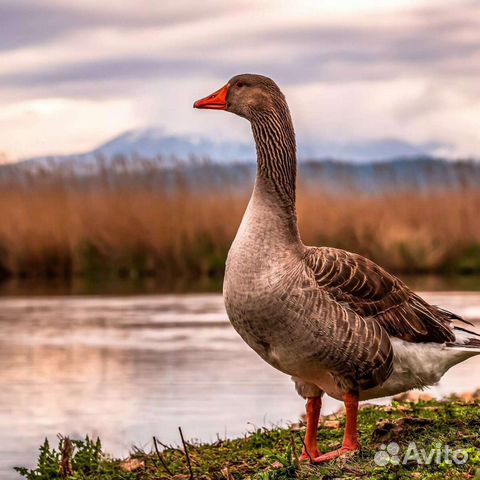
[0,162,479,281]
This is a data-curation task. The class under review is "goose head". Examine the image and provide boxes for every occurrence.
[193,74,286,121]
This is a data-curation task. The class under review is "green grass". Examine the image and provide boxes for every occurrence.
[17,400,480,480]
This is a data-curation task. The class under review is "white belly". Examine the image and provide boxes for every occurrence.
[359,338,475,400]
[306,338,476,401]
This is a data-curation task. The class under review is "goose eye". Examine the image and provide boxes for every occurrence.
[236,81,244,88]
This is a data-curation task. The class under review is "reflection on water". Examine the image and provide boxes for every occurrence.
[0,292,479,479]
[1,274,480,297]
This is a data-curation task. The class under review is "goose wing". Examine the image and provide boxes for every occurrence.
[305,247,464,343]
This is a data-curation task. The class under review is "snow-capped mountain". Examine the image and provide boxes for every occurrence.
[4,128,479,193]
[89,128,255,163]
[16,127,447,168]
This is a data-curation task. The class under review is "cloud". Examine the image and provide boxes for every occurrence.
[3,1,480,89]
[0,0,239,50]
[0,97,139,159]
[0,0,479,159]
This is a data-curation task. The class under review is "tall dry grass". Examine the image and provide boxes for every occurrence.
[0,161,479,281]
[297,190,480,273]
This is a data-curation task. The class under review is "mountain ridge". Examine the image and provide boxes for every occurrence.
[13,127,456,167]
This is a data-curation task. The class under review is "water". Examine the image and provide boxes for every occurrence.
[0,291,479,478]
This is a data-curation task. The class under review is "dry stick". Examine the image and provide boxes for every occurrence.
[156,439,183,453]
[152,436,173,477]
[178,426,194,480]
[290,434,299,467]
[296,431,314,464]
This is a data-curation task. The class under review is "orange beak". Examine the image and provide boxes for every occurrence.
[193,83,229,110]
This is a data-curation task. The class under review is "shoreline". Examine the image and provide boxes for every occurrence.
[16,398,480,479]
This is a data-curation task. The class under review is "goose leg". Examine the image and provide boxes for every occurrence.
[299,396,321,460]
[311,391,360,463]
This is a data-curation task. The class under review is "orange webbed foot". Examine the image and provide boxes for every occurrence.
[310,444,360,463]
[299,448,320,462]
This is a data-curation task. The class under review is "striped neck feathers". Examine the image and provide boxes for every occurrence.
[251,101,297,209]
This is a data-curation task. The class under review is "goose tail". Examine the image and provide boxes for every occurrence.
[447,326,480,354]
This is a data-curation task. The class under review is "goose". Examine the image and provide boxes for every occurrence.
[193,74,480,463]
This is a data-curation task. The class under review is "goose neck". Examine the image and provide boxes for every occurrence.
[250,108,300,245]
[251,109,297,207]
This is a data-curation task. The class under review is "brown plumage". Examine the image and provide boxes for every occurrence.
[305,246,463,344]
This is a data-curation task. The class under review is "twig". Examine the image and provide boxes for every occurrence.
[296,431,313,464]
[153,436,173,477]
[290,434,299,468]
[156,439,183,453]
[178,426,194,480]
[342,465,367,477]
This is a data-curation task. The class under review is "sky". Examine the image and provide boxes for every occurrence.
[1,0,479,161]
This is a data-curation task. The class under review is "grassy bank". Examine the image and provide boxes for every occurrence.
[17,399,480,479]
[1,163,480,282]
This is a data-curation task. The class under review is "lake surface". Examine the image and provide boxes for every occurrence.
[0,291,479,479]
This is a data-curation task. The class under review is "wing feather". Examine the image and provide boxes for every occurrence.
[305,247,463,344]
